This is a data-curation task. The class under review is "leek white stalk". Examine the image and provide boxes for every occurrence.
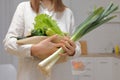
[38,55,60,76]
[38,48,63,76]
[38,48,63,67]
[38,2,119,76]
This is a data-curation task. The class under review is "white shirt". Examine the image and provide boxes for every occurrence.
[3,1,81,80]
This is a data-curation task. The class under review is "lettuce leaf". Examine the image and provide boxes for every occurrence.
[32,14,64,36]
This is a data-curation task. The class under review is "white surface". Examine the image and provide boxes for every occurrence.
[71,57,94,80]
[113,58,120,80]
[94,57,113,80]
[71,57,120,80]
[0,64,17,80]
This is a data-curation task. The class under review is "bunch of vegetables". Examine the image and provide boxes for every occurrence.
[37,2,119,75]
[16,2,118,76]
[16,14,65,44]
[32,14,64,36]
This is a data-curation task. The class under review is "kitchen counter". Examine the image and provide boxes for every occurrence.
[79,53,120,59]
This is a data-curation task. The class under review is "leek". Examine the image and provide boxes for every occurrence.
[38,2,119,76]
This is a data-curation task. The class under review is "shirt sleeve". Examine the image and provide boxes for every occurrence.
[3,2,33,58]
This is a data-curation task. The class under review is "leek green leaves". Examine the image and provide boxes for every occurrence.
[71,2,119,41]
[38,2,119,76]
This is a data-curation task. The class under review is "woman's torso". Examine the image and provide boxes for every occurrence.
[17,1,74,80]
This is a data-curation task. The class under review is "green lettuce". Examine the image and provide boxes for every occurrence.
[32,14,64,36]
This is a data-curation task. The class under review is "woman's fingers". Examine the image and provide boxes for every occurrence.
[62,44,75,56]
[42,35,76,56]
[59,53,67,56]
[60,37,76,56]
[63,37,76,48]
[45,34,58,42]
[54,43,64,48]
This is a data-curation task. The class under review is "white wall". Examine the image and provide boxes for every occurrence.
[0,0,13,65]
[0,0,28,67]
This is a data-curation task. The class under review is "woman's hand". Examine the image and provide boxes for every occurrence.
[31,35,76,60]
[31,35,63,59]
[61,36,76,56]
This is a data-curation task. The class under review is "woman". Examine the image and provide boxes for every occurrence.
[3,0,81,80]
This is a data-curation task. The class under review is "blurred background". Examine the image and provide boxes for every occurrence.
[0,0,120,80]
[0,0,120,68]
